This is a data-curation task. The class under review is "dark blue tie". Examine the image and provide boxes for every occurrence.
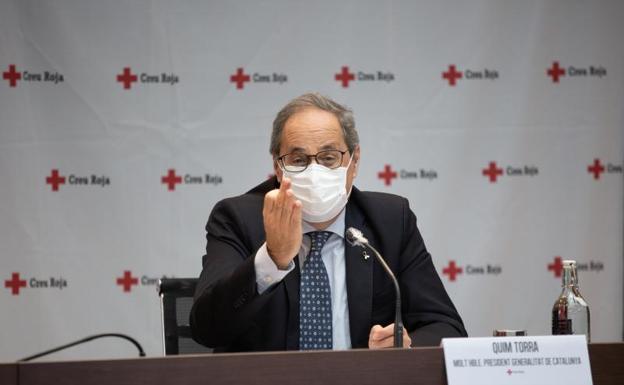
[299,231,333,350]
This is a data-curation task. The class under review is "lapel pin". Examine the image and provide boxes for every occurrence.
[362,251,370,260]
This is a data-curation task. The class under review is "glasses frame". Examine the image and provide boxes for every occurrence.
[277,149,349,173]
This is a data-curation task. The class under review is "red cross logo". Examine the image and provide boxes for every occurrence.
[117,67,138,89]
[482,161,503,183]
[547,61,565,83]
[548,256,564,278]
[116,270,139,292]
[5,273,27,295]
[443,261,463,281]
[335,66,355,88]
[442,65,462,86]
[46,169,66,191]
[507,369,513,376]
[162,169,182,191]
[230,67,251,90]
[377,164,398,186]
[3,64,21,87]
[587,158,605,180]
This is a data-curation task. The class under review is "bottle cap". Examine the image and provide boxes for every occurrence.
[493,329,527,336]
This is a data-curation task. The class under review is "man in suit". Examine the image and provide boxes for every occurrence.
[190,93,466,352]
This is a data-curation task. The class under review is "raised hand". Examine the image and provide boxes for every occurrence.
[262,177,303,269]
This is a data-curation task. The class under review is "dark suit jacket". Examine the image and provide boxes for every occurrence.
[190,177,466,352]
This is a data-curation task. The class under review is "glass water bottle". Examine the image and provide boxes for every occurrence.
[551,260,590,342]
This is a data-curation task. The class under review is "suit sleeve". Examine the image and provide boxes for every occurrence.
[397,197,468,346]
[189,198,282,348]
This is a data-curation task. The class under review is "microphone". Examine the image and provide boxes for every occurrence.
[18,333,146,362]
[346,227,404,348]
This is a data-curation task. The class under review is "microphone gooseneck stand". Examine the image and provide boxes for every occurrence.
[346,227,404,348]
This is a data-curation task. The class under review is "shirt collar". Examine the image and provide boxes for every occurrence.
[302,208,346,239]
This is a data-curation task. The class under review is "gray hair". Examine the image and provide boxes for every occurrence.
[270,93,359,157]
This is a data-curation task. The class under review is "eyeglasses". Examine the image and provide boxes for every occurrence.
[277,149,348,172]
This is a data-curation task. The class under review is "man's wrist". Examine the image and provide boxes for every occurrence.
[255,243,294,294]
[266,246,292,270]
[277,260,294,271]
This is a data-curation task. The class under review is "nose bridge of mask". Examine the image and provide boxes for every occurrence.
[287,163,346,202]
[288,163,340,189]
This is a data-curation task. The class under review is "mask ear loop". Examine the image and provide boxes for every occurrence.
[274,158,284,183]
[345,152,356,198]
[344,152,355,169]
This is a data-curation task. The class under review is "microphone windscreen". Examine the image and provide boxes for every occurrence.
[346,227,364,246]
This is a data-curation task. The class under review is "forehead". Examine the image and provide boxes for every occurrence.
[280,108,345,152]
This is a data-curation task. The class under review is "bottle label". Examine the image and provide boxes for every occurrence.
[552,318,572,335]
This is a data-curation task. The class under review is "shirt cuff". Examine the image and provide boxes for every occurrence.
[254,242,294,294]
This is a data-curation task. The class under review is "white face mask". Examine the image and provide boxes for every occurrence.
[283,155,353,223]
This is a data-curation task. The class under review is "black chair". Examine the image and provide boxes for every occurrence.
[157,278,212,355]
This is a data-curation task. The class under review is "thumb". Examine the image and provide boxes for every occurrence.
[369,324,384,339]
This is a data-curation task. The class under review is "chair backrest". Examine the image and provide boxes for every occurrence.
[158,278,213,355]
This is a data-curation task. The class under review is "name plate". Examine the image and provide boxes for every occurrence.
[442,335,592,385]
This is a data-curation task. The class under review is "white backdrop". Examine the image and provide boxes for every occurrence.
[1,0,622,361]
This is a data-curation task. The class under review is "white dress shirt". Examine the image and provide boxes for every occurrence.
[254,209,352,349]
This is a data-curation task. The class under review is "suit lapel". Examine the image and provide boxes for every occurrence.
[344,199,374,348]
[284,256,300,349]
